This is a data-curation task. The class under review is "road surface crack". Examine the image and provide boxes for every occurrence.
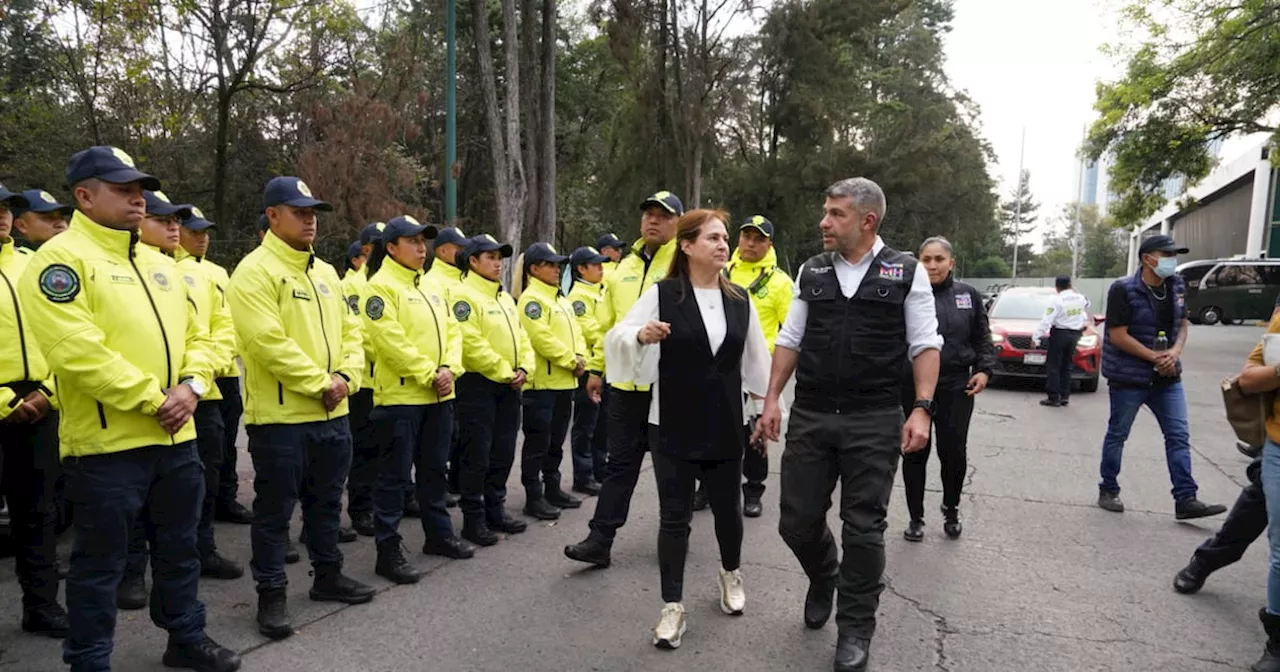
[883,578,952,672]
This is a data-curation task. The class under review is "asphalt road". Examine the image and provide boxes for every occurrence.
[0,324,1271,671]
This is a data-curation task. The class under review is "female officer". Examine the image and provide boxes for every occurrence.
[901,236,994,542]
[517,243,588,521]
[451,234,534,547]
[605,209,770,650]
[360,216,476,586]
[567,246,610,495]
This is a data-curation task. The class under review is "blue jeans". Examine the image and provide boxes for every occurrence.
[570,376,604,485]
[1098,382,1197,502]
[521,389,574,498]
[247,418,353,590]
[455,374,521,523]
[371,402,456,543]
[61,443,207,672]
[1262,439,1280,614]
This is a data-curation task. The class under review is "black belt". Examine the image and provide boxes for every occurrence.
[1051,327,1083,333]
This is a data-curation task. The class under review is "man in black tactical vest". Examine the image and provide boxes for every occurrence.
[755,177,942,672]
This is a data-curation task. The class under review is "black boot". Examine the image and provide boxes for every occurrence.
[1255,608,1280,672]
[489,511,528,534]
[903,519,925,542]
[351,511,375,537]
[804,574,837,629]
[1176,498,1228,520]
[201,550,245,580]
[285,542,301,564]
[422,535,476,559]
[461,519,500,547]
[942,505,962,539]
[564,536,611,568]
[572,479,602,496]
[309,565,376,604]
[833,634,871,672]
[523,497,562,521]
[1173,556,1210,594]
[375,538,422,585]
[214,501,253,525]
[692,485,709,511]
[256,587,292,640]
[404,496,422,518]
[545,484,582,509]
[161,635,242,672]
[116,574,147,610]
[743,495,763,518]
[22,603,69,638]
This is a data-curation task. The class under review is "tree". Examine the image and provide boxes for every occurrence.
[472,0,528,253]
[999,169,1039,277]
[1085,0,1280,225]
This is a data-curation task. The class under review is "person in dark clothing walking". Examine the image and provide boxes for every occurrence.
[901,237,993,542]
[605,209,771,649]
[1172,456,1264,594]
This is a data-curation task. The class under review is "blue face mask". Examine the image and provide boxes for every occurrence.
[1152,256,1177,278]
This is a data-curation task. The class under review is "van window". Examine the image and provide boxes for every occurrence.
[1211,264,1263,287]
[1177,264,1214,284]
[1263,265,1280,286]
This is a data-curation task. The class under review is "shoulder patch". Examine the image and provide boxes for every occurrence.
[152,271,171,290]
[365,295,385,320]
[39,264,81,303]
[453,300,472,322]
[346,294,359,314]
[525,301,543,319]
[183,274,197,288]
[572,300,586,316]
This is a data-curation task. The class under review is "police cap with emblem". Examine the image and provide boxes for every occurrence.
[263,176,332,212]
[66,146,161,191]
[12,190,72,218]
[181,206,217,232]
[570,246,609,266]
[144,191,193,219]
[463,234,514,259]
[360,222,386,246]
[524,242,567,265]
[381,215,438,242]
[0,184,30,209]
[434,226,469,248]
[739,215,774,238]
[639,191,684,216]
[595,233,624,251]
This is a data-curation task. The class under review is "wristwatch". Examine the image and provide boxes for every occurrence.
[912,399,936,417]
[181,377,207,399]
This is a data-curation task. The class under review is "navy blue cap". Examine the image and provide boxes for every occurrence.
[0,183,30,209]
[65,146,160,190]
[257,213,269,232]
[347,240,364,260]
[639,190,683,216]
[382,215,438,242]
[144,191,193,218]
[1055,275,1071,289]
[263,177,332,211]
[434,226,468,247]
[12,189,72,218]
[524,242,568,265]
[1138,234,1189,255]
[739,215,774,238]
[181,205,216,232]
[359,222,386,246]
[464,233,514,259]
[570,246,609,266]
[595,233,624,250]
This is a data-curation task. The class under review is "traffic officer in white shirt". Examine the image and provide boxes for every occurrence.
[1032,275,1091,407]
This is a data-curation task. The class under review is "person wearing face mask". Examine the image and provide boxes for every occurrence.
[1096,234,1225,520]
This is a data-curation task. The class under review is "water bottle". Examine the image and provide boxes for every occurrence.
[1153,331,1168,373]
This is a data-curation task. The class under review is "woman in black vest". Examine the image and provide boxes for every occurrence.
[604,208,771,651]
[900,236,994,542]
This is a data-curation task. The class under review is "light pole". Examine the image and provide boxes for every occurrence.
[444,0,457,224]
[1011,127,1026,281]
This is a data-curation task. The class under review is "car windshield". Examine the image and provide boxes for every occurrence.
[990,293,1053,320]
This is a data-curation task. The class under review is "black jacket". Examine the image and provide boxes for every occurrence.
[932,275,996,391]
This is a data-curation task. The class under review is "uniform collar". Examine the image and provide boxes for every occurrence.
[728,246,777,274]
[139,241,175,258]
[343,267,360,280]
[430,260,463,283]
[525,276,560,299]
[463,270,502,297]
[174,247,203,263]
[932,273,955,292]
[262,230,315,271]
[69,210,139,259]
[379,258,423,286]
[0,237,15,262]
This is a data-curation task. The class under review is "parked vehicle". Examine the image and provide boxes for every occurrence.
[1179,258,1280,325]
[987,287,1103,392]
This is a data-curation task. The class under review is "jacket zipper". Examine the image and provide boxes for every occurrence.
[417,285,445,398]
[497,289,519,373]
[0,267,30,381]
[129,247,174,389]
[278,382,284,405]
[560,298,579,378]
[96,401,108,429]
[306,260,334,418]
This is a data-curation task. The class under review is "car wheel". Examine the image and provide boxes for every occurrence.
[1199,306,1221,326]
[1082,375,1099,393]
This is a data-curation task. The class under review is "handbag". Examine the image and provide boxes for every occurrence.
[1221,375,1272,448]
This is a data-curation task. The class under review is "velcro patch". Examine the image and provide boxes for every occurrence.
[525,301,543,319]
[38,264,80,303]
[366,296,385,320]
[453,300,472,322]
[878,262,904,281]
[572,300,586,317]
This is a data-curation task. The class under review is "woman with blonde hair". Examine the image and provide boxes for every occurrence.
[605,208,770,650]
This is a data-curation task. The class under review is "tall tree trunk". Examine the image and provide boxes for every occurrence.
[500,0,528,248]
[471,0,515,238]
[520,0,541,245]
[536,0,557,246]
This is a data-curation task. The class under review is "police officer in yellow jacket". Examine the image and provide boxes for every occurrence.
[425,225,470,502]
[20,147,240,671]
[12,188,72,249]
[341,240,366,309]
[0,184,68,639]
[595,233,624,279]
[226,176,371,641]
[566,246,610,495]
[176,212,253,527]
[452,234,535,546]
[566,190,683,568]
[360,217,478,584]
[517,243,588,520]
[345,221,386,535]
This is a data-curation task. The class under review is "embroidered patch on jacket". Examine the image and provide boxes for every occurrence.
[38,264,80,303]
[878,262,904,281]
[525,301,543,319]
[152,271,171,290]
[366,296,385,320]
[572,300,586,316]
[453,300,472,322]
[955,293,972,310]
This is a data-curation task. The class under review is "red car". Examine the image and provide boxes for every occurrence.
[986,287,1103,393]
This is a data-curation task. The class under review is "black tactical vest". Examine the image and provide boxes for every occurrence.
[655,278,749,460]
[794,247,915,413]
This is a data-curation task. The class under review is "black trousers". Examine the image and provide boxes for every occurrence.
[1193,457,1265,571]
[0,411,61,610]
[521,389,574,498]
[652,446,743,603]
[569,376,605,486]
[346,388,377,517]
[902,387,974,520]
[193,401,225,557]
[698,415,767,499]
[779,404,902,639]
[586,389,651,545]
[455,374,522,523]
[214,377,243,508]
[1045,328,1081,402]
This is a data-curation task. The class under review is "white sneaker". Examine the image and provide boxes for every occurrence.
[652,602,687,649]
[718,567,745,615]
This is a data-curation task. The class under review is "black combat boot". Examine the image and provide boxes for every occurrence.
[375,538,422,585]
[309,565,376,604]
[942,505,962,539]
[256,587,292,640]
[462,518,500,547]
[162,635,242,671]
[1253,608,1280,672]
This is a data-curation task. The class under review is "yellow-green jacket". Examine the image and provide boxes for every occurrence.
[0,238,56,420]
[227,231,364,425]
[175,249,236,399]
[424,260,463,303]
[341,266,376,381]
[518,276,586,391]
[567,280,605,374]
[19,212,214,457]
[726,246,793,353]
[593,238,676,391]
[361,258,463,406]
[451,271,534,384]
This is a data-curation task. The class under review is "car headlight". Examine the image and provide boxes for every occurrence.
[1076,335,1098,349]
[991,333,1005,343]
